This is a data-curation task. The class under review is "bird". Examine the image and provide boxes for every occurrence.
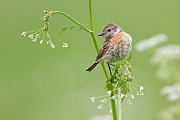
[86,23,132,75]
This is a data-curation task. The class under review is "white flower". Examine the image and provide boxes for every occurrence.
[136,91,144,96]
[120,94,125,98]
[46,40,55,48]
[135,33,168,52]
[50,43,55,49]
[107,91,112,96]
[140,86,144,91]
[21,32,27,36]
[90,97,95,102]
[32,38,37,42]
[46,40,51,44]
[111,96,116,100]
[151,44,180,64]
[97,104,103,110]
[62,42,68,48]
[160,83,180,102]
[131,94,135,99]
[100,98,106,103]
[40,40,44,44]
[109,109,112,113]
[35,34,40,38]
[28,34,34,39]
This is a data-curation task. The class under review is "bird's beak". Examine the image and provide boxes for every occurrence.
[98,32,105,36]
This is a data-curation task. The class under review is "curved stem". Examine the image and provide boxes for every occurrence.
[89,1,117,120]
[53,11,92,33]
[51,10,109,78]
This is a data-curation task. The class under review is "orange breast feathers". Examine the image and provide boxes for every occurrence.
[109,31,132,48]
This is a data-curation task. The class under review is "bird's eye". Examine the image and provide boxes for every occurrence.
[107,29,111,32]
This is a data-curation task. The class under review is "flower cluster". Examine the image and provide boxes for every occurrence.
[160,83,180,102]
[135,33,168,52]
[150,44,180,83]
[158,105,180,120]
[90,59,144,112]
[90,83,144,111]
[151,44,180,65]
[21,10,68,49]
[90,95,108,110]
[136,86,144,96]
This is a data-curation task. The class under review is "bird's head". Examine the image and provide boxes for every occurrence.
[98,23,123,39]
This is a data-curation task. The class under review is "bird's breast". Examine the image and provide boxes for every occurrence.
[107,31,132,62]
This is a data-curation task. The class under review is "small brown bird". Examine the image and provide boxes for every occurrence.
[86,23,132,75]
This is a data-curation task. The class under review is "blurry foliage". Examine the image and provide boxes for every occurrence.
[136,34,180,120]
[157,104,180,120]
[155,57,180,83]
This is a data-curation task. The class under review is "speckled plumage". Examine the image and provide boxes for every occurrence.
[86,23,132,72]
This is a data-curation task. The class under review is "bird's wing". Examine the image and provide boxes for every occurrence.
[95,40,110,62]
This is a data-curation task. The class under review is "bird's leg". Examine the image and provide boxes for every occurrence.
[109,63,115,67]
[108,63,112,76]
[107,63,118,83]
[109,63,118,74]
[107,62,116,76]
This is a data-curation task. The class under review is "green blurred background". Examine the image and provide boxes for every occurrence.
[0,0,180,120]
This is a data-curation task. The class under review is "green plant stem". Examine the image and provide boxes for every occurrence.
[88,1,109,77]
[88,1,117,120]
[89,0,93,31]
[110,92,118,120]
[117,88,122,120]
[53,11,92,34]
[88,0,109,78]
[52,1,118,119]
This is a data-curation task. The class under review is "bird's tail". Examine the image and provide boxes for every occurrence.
[86,62,99,72]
